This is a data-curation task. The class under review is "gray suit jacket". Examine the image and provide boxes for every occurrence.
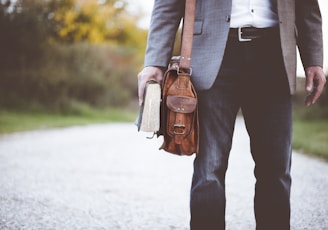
[144,0,323,94]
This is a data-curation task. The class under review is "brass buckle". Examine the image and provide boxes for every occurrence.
[177,65,192,75]
[174,124,185,134]
[238,27,252,42]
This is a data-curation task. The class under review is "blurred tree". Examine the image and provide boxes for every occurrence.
[0,0,147,45]
[48,0,113,43]
[0,0,47,70]
[43,0,147,46]
[0,0,147,111]
[0,0,147,71]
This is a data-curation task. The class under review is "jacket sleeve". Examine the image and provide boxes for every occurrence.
[296,0,323,68]
[144,0,185,68]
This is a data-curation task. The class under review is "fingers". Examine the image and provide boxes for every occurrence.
[305,66,327,106]
[137,71,147,106]
[137,66,164,105]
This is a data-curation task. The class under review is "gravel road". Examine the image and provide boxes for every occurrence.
[0,117,327,230]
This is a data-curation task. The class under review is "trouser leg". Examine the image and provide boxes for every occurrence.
[240,33,292,230]
[241,80,292,230]
[190,74,240,230]
[242,93,292,230]
[190,26,292,230]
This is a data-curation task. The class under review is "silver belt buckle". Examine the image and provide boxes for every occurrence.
[238,27,252,42]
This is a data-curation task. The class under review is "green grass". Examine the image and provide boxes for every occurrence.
[1,106,327,161]
[292,119,328,161]
[292,105,328,161]
[0,108,137,135]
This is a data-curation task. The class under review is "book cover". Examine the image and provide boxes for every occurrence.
[135,81,161,132]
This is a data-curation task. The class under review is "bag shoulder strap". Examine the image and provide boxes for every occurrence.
[179,0,196,71]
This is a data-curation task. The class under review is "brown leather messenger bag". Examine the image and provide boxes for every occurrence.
[158,0,199,156]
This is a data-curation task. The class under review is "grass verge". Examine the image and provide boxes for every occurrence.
[292,105,328,161]
[1,107,327,162]
[0,108,137,135]
[292,119,328,161]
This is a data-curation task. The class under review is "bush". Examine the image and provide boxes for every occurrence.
[0,43,139,113]
[0,0,146,114]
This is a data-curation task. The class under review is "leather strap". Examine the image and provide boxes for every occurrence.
[179,0,196,71]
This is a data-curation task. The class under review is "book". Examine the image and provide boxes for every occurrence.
[135,81,161,132]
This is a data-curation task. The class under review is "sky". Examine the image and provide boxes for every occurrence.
[127,0,328,76]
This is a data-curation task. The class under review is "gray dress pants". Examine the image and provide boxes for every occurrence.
[190,27,292,230]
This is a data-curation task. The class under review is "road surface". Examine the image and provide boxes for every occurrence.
[0,117,327,229]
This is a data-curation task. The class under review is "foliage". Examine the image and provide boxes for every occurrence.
[292,77,328,161]
[318,81,328,108]
[45,0,145,45]
[0,0,147,113]
[1,0,148,45]
[0,0,148,68]
[293,105,328,121]
[0,43,139,112]
[293,118,328,161]
[0,0,47,70]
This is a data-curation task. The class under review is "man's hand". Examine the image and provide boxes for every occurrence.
[304,66,327,106]
[137,66,164,105]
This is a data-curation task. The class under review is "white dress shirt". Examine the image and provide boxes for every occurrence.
[230,0,279,28]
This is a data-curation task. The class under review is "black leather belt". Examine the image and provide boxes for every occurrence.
[229,26,278,42]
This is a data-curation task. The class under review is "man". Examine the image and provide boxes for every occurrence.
[138,0,326,229]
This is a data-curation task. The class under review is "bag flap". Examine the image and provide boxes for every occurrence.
[166,95,197,113]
